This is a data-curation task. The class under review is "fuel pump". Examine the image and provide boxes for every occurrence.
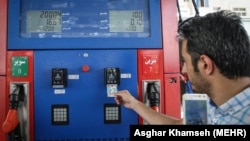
[146,82,160,112]
[141,80,161,124]
[2,84,25,141]
[6,0,164,139]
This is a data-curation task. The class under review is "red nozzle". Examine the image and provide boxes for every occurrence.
[151,106,159,112]
[2,109,19,133]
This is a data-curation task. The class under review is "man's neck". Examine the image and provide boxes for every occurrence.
[210,76,250,106]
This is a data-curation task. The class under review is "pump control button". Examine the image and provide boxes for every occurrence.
[82,65,90,72]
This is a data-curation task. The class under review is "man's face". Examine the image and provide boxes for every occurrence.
[181,39,211,94]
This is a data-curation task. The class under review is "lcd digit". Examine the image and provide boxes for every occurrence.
[27,10,62,33]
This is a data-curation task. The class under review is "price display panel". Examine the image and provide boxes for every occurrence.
[8,0,162,49]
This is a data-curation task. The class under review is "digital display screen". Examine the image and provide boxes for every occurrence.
[20,0,150,38]
[109,10,143,32]
[9,0,162,49]
[27,10,62,33]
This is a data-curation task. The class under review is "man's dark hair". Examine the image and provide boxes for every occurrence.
[178,10,250,79]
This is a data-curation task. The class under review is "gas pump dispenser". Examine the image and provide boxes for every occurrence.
[2,0,181,140]
[3,0,168,140]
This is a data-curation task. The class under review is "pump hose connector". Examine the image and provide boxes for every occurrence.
[146,83,160,107]
[9,84,25,109]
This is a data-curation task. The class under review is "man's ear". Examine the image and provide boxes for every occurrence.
[199,54,214,75]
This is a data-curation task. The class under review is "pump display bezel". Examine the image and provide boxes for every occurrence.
[8,0,162,49]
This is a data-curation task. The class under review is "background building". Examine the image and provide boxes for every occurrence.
[178,0,250,38]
